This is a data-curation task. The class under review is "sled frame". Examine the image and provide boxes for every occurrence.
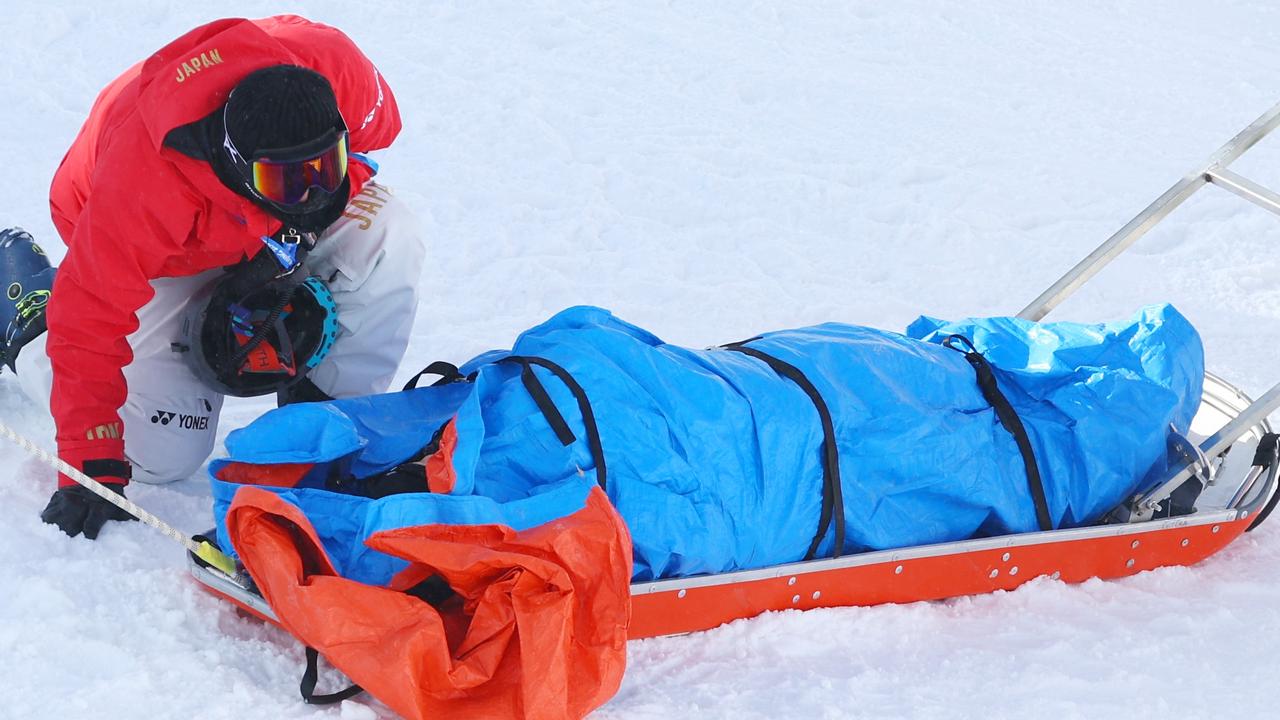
[188,100,1280,639]
[1018,101,1280,321]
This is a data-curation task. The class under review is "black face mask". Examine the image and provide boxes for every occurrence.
[255,174,350,233]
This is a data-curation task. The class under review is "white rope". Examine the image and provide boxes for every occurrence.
[0,420,234,573]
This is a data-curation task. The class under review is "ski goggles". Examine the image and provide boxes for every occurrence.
[223,120,350,207]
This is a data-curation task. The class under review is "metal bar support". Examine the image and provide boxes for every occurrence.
[1017,101,1280,322]
[1126,383,1280,521]
[1206,168,1280,217]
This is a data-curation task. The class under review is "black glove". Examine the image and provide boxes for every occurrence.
[40,484,136,540]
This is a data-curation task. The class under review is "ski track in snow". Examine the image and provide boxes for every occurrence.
[3,2,1280,718]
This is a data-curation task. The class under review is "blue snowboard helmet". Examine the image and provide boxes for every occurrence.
[179,270,339,397]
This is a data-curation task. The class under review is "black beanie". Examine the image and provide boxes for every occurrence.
[224,65,343,156]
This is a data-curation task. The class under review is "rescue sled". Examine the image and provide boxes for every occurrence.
[190,373,1278,638]
[188,100,1280,687]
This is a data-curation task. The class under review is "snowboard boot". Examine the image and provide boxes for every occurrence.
[0,227,55,372]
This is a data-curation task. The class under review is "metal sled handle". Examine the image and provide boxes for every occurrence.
[1017,101,1280,322]
[1016,101,1280,522]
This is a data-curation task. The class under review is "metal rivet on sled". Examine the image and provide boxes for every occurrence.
[894,565,903,575]
[1002,552,1011,562]
[812,591,821,601]
[1051,571,1061,580]
[677,589,686,599]
[1212,525,1221,533]
[989,569,999,579]
[791,594,800,604]
[788,576,797,586]
[1009,566,1019,576]
[1126,558,1135,568]
[1131,540,1140,549]
[1242,510,1251,519]
[1181,538,1190,547]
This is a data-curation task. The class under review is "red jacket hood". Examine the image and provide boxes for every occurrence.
[135,16,399,155]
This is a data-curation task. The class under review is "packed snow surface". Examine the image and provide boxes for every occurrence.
[4,2,1280,718]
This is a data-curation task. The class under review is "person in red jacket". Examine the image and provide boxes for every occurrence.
[0,16,425,539]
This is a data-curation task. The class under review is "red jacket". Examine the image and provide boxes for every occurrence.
[48,16,401,486]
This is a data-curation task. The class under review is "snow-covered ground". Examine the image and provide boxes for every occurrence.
[3,2,1280,718]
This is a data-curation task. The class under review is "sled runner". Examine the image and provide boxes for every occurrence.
[186,101,1280,716]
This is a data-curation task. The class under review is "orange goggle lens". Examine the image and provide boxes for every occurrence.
[250,134,349,206]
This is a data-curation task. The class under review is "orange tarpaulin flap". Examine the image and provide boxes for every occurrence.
[225,486,632,720]
[215,461,314,488]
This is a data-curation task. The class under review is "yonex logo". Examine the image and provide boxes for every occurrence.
[150,409,210,430]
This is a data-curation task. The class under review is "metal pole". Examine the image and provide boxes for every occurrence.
[1018,101,1280,322]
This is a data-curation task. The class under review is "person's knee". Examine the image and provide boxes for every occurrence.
[127,454,207,484]
[126,444,211,484]
[121,398,221,483]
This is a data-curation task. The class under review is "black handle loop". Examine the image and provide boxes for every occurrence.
[941,334,977,355]
[300,647,363,705]
[501,355,607,491]
[402,360,468,391]
[402,355,606,489]
[519,362,577,446]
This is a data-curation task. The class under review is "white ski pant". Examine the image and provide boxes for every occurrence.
[17,182,424,484]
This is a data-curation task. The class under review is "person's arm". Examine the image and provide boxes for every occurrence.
[47,150,193,489]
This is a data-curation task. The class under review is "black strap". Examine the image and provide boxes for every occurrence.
[1248,433,1280,531]
[277,376,335,407]
[501,356,607,491]
[401,355,606,488]
[300,647,363,705]
[1250,432,1279,467]
[519,362,576,446]
[402,361,467,391]
[725,343,845,561]
[943,335,1053,532]
[82,458,133,481]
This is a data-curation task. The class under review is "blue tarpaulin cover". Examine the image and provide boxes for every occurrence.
[211,304,1203,583]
